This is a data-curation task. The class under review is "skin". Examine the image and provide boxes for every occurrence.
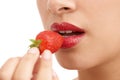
[37,0,120,80]
[1,0,120,80]
[0,48,58,80]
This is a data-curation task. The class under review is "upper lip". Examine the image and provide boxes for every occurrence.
[50,22,85,35]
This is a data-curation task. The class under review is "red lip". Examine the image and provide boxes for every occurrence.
[51,22,85,48]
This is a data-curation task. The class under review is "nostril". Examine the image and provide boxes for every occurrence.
[59,7,70,11]
[63,7,70,10]
[47,1,76,14]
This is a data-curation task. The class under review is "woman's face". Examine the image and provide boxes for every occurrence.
[37,0,120,70]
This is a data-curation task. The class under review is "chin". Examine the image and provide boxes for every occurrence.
[55,53,92,70]
[55,49,104,71]
[55,57,94,70]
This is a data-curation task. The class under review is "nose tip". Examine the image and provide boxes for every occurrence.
[47,0,76,15]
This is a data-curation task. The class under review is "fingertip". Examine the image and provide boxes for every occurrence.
[28,47,40,55]
[42,50,52,60]
[43,49,52,53]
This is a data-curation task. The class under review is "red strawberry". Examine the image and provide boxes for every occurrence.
[30,30,63,54]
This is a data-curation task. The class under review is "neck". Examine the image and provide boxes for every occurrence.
[77,54,120,80]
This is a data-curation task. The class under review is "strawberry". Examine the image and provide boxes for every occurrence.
[30,30,63,54]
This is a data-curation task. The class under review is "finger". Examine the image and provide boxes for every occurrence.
[36,50,52,80]
[0,57,20,80]
[32,57,41,80]
[52,70,59,80]
[13,47,39,80]
[33,57,41,74]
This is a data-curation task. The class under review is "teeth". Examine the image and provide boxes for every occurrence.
[59,31,65,34]
[59,30,72,34]
[66,30,72,33]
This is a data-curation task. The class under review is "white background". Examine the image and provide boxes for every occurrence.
[0,0,77,80]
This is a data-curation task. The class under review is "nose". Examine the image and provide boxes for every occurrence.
[47,0,76,15]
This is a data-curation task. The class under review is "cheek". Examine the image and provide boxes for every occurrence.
[85,0,120,64]
[37,0,49,28]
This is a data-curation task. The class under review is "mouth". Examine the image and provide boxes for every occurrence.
[51,22,85,48]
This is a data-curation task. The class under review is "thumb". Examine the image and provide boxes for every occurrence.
[52,70,59,80]
[36,50,52,80]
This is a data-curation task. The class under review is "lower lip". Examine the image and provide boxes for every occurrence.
[61,34,84,48]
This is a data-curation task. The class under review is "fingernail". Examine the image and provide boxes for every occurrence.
[42,50,52,60]
[28,47,39,54]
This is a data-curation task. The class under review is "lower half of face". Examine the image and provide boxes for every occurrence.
[37,0,120,70]
[55,12,120,70]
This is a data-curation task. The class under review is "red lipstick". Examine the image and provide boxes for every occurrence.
[51,22,85,48]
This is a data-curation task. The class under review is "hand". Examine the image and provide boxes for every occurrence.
[0,47,58,80]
